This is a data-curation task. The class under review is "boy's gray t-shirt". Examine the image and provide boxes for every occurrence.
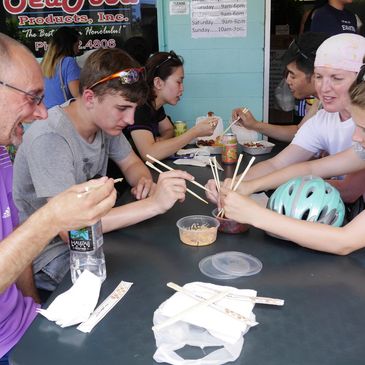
[13,104,132,272]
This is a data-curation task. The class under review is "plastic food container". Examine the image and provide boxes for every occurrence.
[212,208,249,234]
[176,215,220,246]
[241,140,275,155]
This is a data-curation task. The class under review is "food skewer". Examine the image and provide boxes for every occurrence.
[145,161,208,205]
[167,282,258,326]
[146,154,213,194]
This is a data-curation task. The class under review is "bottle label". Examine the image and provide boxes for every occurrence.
[69,221,103,252]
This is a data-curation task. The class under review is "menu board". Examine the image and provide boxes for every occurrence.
[191,0,247,39]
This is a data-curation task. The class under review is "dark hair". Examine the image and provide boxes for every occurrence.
[145,50,184,103]
[52,26,80,57]
[79,48,148,105]
[282,32,329,76]
[349,65,365,108]
[123,36,150,66]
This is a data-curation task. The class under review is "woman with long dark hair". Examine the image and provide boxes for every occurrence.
[123,50,218,161]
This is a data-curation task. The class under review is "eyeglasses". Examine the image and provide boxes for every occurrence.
[0,80,44,105]
[88,67,145,90]
[153,51,180,74]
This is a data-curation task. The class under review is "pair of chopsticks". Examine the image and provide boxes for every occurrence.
[209,156,221,193]
[76,178,124,198]
[152,282,257,332]
[216,156,255,218]
[220,107,248,136]
[145,154,210,205]
[153,282,285,332]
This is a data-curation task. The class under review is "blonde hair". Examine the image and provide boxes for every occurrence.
[349,66,365,109]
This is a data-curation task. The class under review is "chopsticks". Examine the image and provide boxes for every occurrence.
[166,282,258,326]
[194,283,285,306]
[77,178,124,198]
[209,157,220,192]
[145,161,209,205]
[220,108,248,136]
[146,154,213,194]
[217,156,255,217]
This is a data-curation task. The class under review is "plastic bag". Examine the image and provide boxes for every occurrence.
[274,78,295,112]
[153,310,243,365]
[152,282,257,365]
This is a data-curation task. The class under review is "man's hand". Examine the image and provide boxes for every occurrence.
[48,177,116,233]
[131,176,154,200]
[232,107,259,131]
[149,170,193,213]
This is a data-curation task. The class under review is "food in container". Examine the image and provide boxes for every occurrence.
[195,111,223,154]
[241,140,275,155]
[212,208,249,234]
[176,215,220,246]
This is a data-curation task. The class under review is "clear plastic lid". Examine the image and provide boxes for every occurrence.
[199,255,241,280]
[211,251,263,277]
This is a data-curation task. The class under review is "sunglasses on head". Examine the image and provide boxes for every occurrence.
[153,51,180,74]
[356,64,365,84]
[0,80,44,105]
[289,40,316,61]
[88,67,145,90]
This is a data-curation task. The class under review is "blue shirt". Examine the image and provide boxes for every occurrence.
[43,57,80,109]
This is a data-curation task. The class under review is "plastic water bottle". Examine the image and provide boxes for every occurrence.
[68,220,106,284]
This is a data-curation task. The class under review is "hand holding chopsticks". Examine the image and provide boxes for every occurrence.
[220,108,248,137]
[217,156,255,217]
[145,158,209,204]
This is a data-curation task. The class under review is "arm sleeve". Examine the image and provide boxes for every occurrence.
[27,133,77,198]
[108,133,132,163]
[63,57,81,84]
[291,115,324,154]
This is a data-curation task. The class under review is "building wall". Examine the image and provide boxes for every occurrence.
[156,0,266,128]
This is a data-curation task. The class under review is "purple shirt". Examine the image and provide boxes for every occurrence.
[0,146,39,357]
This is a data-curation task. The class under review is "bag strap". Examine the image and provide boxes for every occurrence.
[58,58,68,102]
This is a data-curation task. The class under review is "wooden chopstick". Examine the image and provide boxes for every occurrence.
[209,158,220,192]
[217,155,255,218]
[213,156,220,191]
[233,156,255,191]
[230,153,243,189]
[145,161,208,205]
[146,154,213,194]
[152,288,230,331]
[194,283,284,306]
[221,117,240,137]
[77,178,124,198]
[167,282,258,326]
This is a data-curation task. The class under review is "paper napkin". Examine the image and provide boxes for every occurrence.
[37,270,101,328]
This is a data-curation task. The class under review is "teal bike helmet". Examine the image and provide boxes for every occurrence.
[267,176,345,227]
